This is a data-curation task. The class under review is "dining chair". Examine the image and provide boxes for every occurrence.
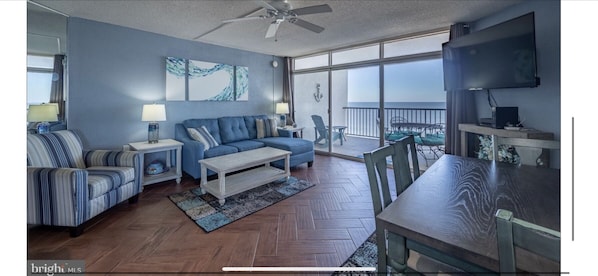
[363,135,420,273]
[495,209,561,275]
[492,137,560,167]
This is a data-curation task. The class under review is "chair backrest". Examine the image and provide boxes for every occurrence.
[27,130,86,169]
[311,115,328,137]
[363,135,420,216]
[495,209,560,275]
[492,137,560,167]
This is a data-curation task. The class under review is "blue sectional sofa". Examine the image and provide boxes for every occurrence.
[175,115,314,179]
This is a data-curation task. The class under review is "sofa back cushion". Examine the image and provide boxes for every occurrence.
[182,118,222,144]
[219,116,250,144]
[245,115,280,139]
[27,130,86,169]
[244,115,268,139]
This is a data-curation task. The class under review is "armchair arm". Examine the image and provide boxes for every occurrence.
[27,167,88,227]
[84,150,140,167]
[175,124,206,179]
[83,150,142,193]
[180,139,206,180]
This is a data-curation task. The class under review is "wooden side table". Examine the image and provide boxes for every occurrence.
[279,126,304,138]
[128,139,183,186]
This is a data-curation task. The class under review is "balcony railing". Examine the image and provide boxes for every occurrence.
[343,107,446,138]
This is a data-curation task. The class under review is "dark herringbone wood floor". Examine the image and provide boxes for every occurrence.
[27,155,379,275]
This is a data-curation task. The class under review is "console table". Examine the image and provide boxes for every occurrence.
[458,124,553,157]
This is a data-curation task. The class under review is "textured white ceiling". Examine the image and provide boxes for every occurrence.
[31,0,522,57]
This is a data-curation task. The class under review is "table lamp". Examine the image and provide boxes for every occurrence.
[142,104,166,143]
[28,103,59,134]
[276,102,289,127]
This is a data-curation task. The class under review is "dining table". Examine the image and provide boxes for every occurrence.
[376,154,560,274]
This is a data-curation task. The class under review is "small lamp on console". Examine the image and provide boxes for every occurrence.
[27,103,59,134]
[276,102,289,127]
[141,103,166,144]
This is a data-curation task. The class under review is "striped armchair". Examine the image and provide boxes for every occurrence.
[27,130,142,237]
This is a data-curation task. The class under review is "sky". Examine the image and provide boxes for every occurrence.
[347,59,445,103]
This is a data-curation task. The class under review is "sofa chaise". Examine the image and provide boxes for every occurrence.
[175,115,314,179]
[27,130,143,237]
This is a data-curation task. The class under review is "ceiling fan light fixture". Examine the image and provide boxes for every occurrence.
[223,1,332,39]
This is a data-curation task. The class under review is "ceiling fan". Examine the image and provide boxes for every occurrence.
[223,0,332,39]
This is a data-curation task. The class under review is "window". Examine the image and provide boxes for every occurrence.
[27,55,54,106]
[383,32,449,58]
[292,30,449,159]
[332,44,379,65]
[294,53,329,70]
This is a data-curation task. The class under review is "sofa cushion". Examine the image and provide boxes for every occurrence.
[87,166,135,199]
[268,118,279,137]
[183,118,222,144]
[187,126,219,151]
[219,116,250,144]
[204,145,239,158]
[226,140,265,152]
[244,115,268,139]
[258,137,314,155]
[256,119,266,139]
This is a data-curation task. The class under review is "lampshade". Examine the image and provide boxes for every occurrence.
[141,104,166,122]
[28,104,58,122]
[45,103,59,114]
[276,102,289,114]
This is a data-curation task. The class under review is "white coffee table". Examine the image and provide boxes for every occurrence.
[199,147,291,205]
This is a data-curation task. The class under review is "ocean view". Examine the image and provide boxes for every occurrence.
[347,101,446,109]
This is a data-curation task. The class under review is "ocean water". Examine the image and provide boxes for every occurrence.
[348,102,446,109]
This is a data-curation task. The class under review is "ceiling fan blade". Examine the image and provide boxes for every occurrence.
[258,0,278,11]
[222,16,265,23]
[289,4,332,16]
[289,18,325,33]
[265,21,281,38]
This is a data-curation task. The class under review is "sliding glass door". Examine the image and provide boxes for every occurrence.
[383,58,446,169]
[331,66,380,156]
[293,72,329,153]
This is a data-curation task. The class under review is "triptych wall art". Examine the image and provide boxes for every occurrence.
[165,57,249,101]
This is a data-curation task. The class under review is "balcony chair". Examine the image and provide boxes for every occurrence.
[311,114,342,146]
[491,137,560,167]
[384,116,423,144]
[495,209,560,275]
[27,130,142,237]
[363,135,463,274]
[416,123,445,166]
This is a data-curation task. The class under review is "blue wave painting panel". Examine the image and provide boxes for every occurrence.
[235,66,249,101]
[188,59,235,101]
[165,57,186,101]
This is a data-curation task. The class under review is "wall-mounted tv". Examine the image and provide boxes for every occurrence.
[442,12,539,91]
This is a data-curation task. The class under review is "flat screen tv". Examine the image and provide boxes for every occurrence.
[442,12,539,91]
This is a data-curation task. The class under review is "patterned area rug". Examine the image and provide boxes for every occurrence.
[168,176,314,232]
[334,233,378,276]
[336,233,469,275]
